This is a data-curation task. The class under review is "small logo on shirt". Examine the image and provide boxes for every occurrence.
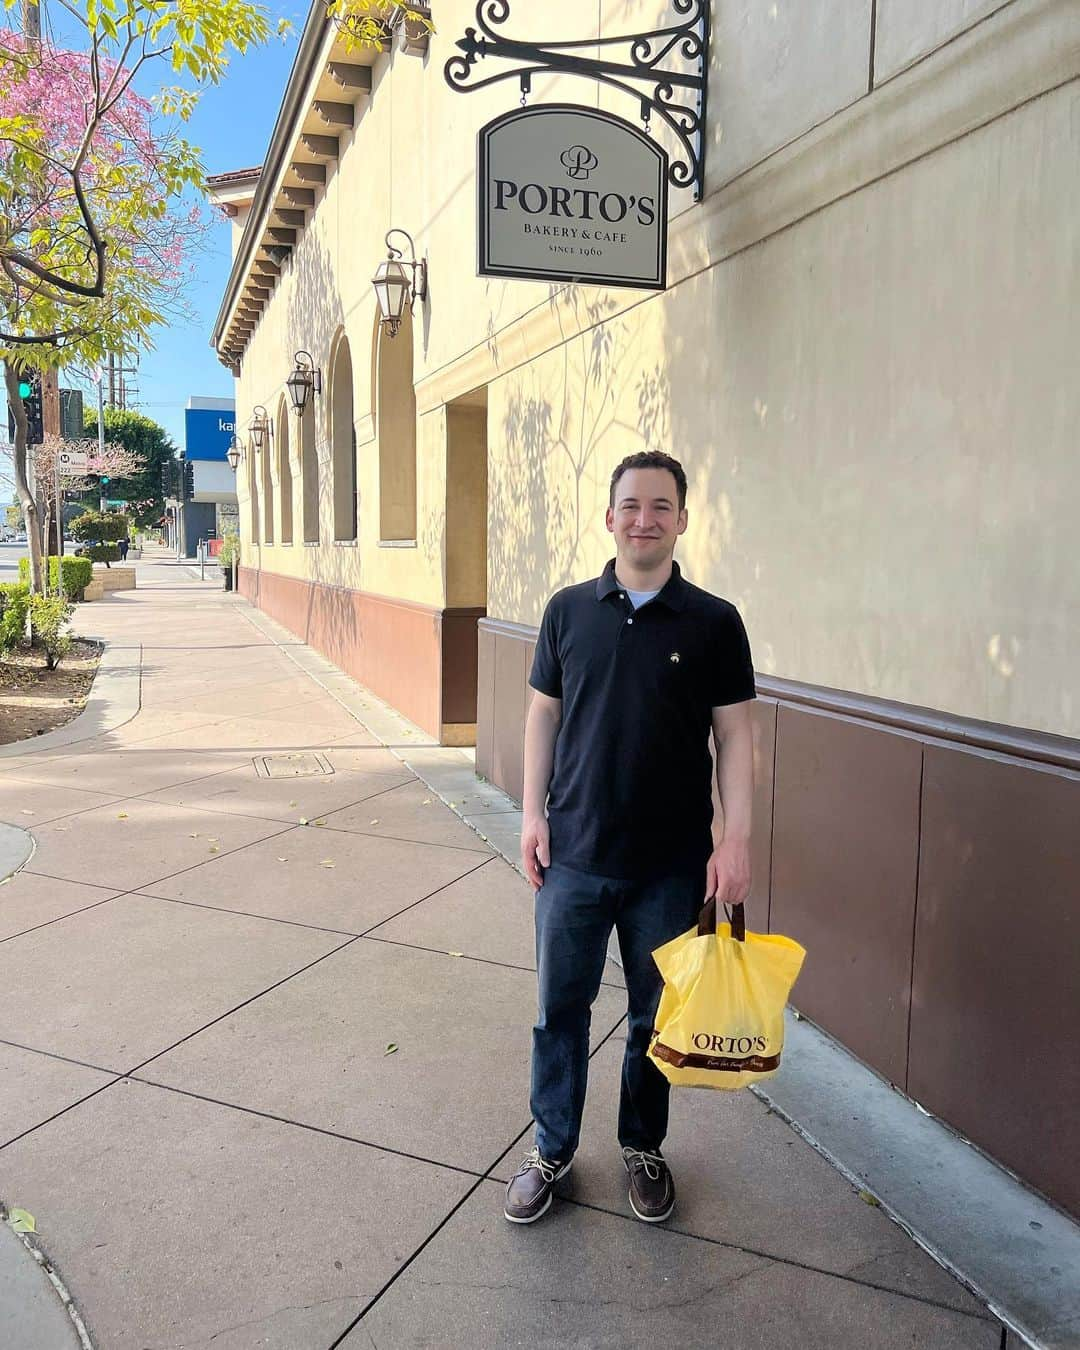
[670,652,681,664]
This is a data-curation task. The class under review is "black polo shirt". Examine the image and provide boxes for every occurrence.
[529,559,755,880]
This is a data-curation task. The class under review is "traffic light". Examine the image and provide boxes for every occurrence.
[6,369,43,445]
[182,458,194,500]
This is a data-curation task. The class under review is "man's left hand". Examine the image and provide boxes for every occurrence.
[706,837,752,907]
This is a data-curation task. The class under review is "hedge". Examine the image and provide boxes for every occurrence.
[18,556,94,600]
[79,543,120,565]
[30,594,74,669]
[0,581,30,653]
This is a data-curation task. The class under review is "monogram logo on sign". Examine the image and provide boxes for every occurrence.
[560,144,598,180]
[670,652,681,663]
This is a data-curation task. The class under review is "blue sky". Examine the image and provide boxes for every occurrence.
[124,6,307,450]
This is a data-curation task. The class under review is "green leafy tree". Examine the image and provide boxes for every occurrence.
[82,406,175,526]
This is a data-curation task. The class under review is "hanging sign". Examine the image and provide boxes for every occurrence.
[478,104,667,291]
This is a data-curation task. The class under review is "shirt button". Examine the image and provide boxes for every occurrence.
[627,617,634,625]
[618,593,624,599]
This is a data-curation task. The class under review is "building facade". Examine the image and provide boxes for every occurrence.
[210,0,1080,1218]
[181,395,239,555]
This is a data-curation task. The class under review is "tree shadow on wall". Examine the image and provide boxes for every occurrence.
[490,284,672,623]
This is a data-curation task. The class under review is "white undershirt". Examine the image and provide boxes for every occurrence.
[623,587,661,610]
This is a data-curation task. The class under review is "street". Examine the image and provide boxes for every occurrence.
[0,542,28,582]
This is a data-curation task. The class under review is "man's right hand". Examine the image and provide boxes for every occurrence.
[521,815,551,891]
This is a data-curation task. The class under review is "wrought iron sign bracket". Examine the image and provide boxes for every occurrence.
[444,0,710,201]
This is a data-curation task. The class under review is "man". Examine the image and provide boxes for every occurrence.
[505,450,755,1226]
[117,535,129,562]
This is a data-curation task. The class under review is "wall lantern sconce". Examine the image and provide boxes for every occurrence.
[286,351,322,415]
[372,229,427,338]
[226,435,243,472]
[249,405,273,449]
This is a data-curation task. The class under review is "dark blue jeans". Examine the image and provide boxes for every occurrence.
[530,861,704,1163]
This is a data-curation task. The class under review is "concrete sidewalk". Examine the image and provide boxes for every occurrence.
[0,557,1007,1349]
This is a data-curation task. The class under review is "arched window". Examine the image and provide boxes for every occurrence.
[376,307,417,541]
[248,431,260,545]
[277,397,293,544]
[331,335,357,542]
[261,417,274,544]
[301,398,319,544]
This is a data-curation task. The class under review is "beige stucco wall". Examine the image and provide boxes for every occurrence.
[229,0,1078,737]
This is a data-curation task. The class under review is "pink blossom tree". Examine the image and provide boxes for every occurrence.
[0,0,283,591]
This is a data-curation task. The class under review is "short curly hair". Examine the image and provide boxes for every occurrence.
[609,451,687,510]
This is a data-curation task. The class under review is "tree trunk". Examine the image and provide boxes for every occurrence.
[3,361,44,594]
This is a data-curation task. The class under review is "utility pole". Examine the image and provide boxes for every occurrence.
[95,370,107,511]
[22,0,39,41]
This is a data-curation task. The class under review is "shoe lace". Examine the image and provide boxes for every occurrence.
[517,1145,560,1184]
[623,1147,665,1181]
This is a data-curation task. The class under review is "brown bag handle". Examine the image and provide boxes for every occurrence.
[697,896,745,942]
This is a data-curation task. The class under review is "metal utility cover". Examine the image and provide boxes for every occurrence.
[254,752,334,779]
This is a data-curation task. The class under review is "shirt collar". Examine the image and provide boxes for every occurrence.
[595,558,688,611]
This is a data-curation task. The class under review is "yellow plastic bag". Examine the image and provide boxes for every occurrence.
[648,899,806,1090]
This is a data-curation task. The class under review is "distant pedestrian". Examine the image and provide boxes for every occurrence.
[118,537,129,562]
[504,451,756,1227]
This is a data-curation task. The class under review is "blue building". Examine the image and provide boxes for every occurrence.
[181,396,238,556]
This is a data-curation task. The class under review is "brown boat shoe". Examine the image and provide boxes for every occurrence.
[504,1146,572,1224]
[622,1146,675,1222]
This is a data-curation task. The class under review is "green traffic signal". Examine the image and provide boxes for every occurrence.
[17,380,32,399]
[101,475,110,484]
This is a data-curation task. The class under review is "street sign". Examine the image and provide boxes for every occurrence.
[478,104,668,291]
[56,447,89,475]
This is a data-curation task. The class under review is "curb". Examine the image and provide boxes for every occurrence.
[0,1212,94,1349]
[0,820,34,882]
[0,639,142,762]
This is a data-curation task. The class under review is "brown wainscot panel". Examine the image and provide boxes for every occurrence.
[909,746,1080,1218]
[441,607,485,726]
[475,624,496,782]
[492,630,527,804]
[238,564,259,604]
[770,706,922,1087]
[750,699,777,930]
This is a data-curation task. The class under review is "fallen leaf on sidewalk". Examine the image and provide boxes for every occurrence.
[189,833,199,839]
[276,857,289,863]
[384,1043,398,1056]
[422,799,432,805]
[320,859,335,868]
[289,800,297,807]
[858,1190,880,1207]
[448,951,464,958]
[314,820,326,827]
[117,812,129,820]
[368,819,379,825]
[208,846,220,854]
[7,1208,35,1233]
[20,809,34,815]
[299,817,309,825]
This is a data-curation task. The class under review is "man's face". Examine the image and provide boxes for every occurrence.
[605,467,687,568]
